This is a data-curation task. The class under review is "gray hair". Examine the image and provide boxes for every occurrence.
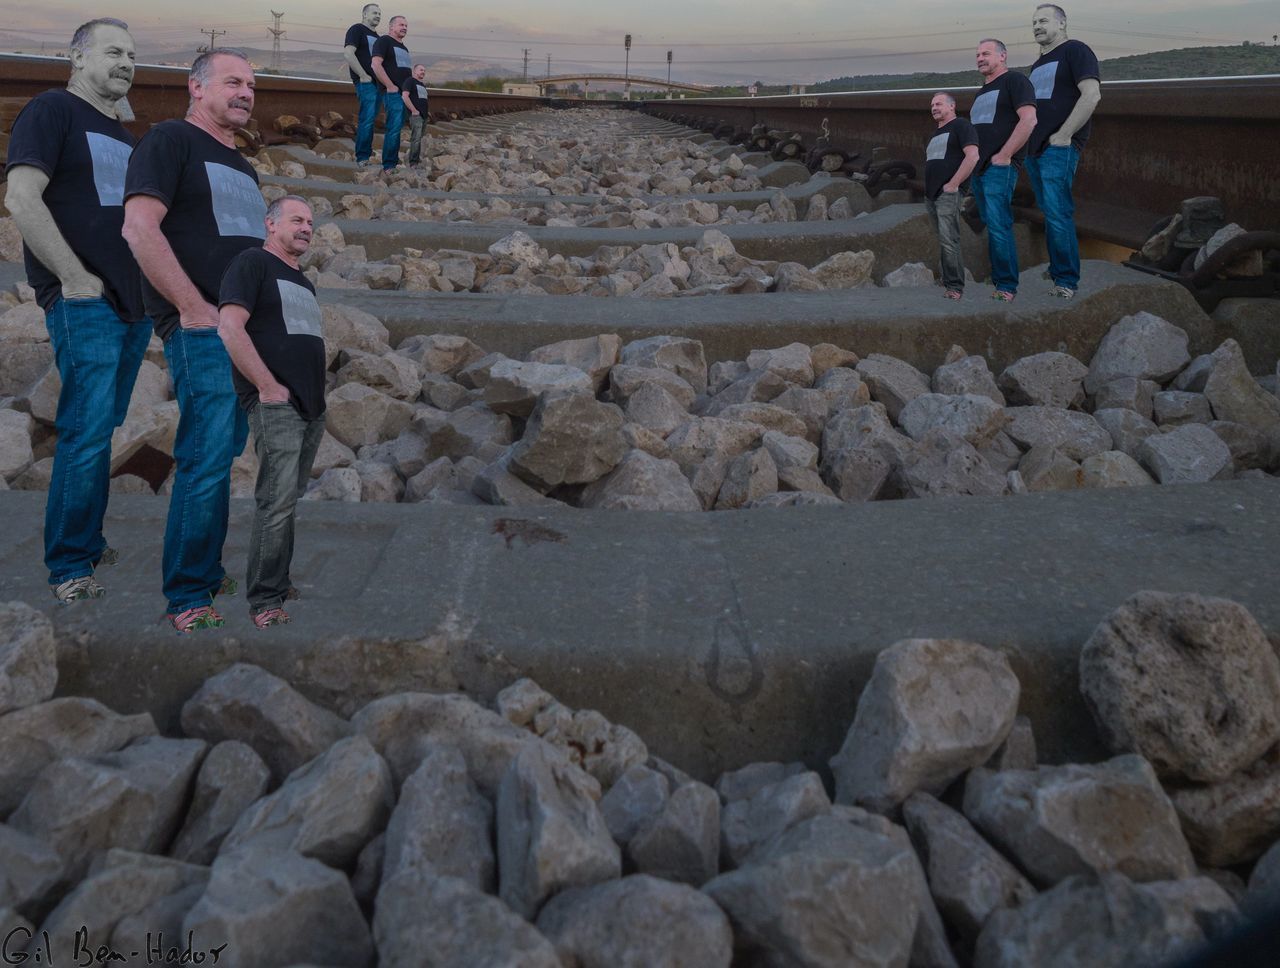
[70,18,129,57]
[978,38,1008,55]
[191,47,252,85]
[1036,4,1067,23]
[388,15,406,27]
[361,3,380,14]
[932,92,956,106]
[265,194,311,223]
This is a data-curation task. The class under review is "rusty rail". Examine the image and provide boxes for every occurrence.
[635,76,1280,249]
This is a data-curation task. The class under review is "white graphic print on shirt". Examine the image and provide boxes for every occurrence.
[278,279,323,338]
[970,90,999,125]
[205,162,267,239]
[926,133,950,161]
[394,47,411,69]
[85,131,131,207]
[1031,62,1058,100]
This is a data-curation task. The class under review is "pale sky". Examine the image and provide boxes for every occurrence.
[4,0,1277,83]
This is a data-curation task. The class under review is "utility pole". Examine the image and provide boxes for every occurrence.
[268,12,286,72]
[522,48,530,82]
[624,33,631,100]
[198,28,226,53]
[667,50,672,86]
[546,54,551,80]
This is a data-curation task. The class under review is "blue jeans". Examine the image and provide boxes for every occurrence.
[162,327,248,614]
[971,163,1020,294]
[43,296,150,585]
[925,190,966,292]
[381,90,405,169]
[1026,144,1082,290]
[354,82,379,163]
[246,402,325,612]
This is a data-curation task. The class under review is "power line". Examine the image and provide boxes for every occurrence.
[198,28,226,53]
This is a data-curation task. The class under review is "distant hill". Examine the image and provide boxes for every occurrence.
[811,43,1280,93]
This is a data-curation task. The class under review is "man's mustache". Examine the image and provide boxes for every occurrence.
[228,98,253,110]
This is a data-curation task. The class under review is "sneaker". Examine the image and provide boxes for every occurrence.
[52,575,106,604]
[97,547,120,567]
[252,606,291,630]
[943,289,963,301]
[167,604,225,634]
[1047,285,1076,299]
[217,575,238,597]
[991,290,1016,302]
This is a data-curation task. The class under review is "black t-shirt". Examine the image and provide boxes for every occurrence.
[344,23,378,84]
[969,70,1037,173]
[124,119,267,340]
[924,117,978,199]
[4,90,144,321]
[1028,39,1100,156]
[399,76,429,116]
[372,36,412,89]
[219,247,327,420]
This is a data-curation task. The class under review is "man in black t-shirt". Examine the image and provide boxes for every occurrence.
[970,38,1037,301]
[218,196,326,629]
[123,48,267,634]
[400,63,429,166]
[342,3,382,165]
[371,15,411,171]
[1027,4,1101,299]
[4,18,150,604]
[924,92,980,298]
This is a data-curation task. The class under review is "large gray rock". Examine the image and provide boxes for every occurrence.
[528,333,622,393]
[397,333,486,379]
[375,869,561,968]
[335,349,420,401]
[415,402,515,461]
[747,343,816,386]
[715,762,807,803]
[1153,389,1212,426]
[720,771,830,869]
[902,793,1036,946]
[1080,592,1280,783]
[9,736,206,882]
[933,353,1005,406]
[973,873,1238,968]
[820,403,913,501]
[179,663,351,783]
[1138,423,1233,483]
[704,814,921,968]
[220,735,393,870]
[1005,407,1112,461]
[898,393,1007,446]
[353,691,541,798]
[484,359,595,418]
[473,452,562,507]
[900,429,1009,498]
[1084,312,1192,394]
[1170,751,1280,867]
[629,780,720,886]
[321,303,391,357]
[497,741,621,919]
[1092,377,1157,419]
[0,822,62,916]
[0,697,157,815]
[171,740,271,864]
[715,447,778,509]
[621,336,708,395]
[1094,408,1158,459]
[183,847,373,968]
[510,391,627,490]
[1245,839,1280,916]
[324,383,414,449]
[601,764,670,847]
[624,383,693,437]
[857,354,931,423]
[666,416,765,508]
[963,755,1195,887]
[1019,445,1083,492]
[580,449,702,511]
[812,250,876,289]
[1203,338,1280,435]
[831,638,1020,813]
[538,874,732,968]
[0,410,34,482]
[1080,451,1156,488]
[382,744,494,892]
[609,364,697,410]
[0,602,56,716]
[999,353,1088,409]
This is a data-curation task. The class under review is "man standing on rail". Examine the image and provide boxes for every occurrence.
[343,3,382,167]
[401,63,429,167]
[971,38,1037,302]
[924,92,980,300]
[1026,4,1101,299]
[371,15,412,171]
[5,18,150,604]
[122,48,267,633]
[217,196,326,630]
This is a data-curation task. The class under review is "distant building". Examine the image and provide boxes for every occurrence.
[503,82,541,96]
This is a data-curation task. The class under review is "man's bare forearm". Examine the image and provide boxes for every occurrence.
[122,200,210,320]
[372,58,393,90]
[1055,83,1101,141]
[343,46,371,82]
[1001,115,1036,158]
[5,167,99,293]
[219,309,282,394]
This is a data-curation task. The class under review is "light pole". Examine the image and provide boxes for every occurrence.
[624,33,632,100]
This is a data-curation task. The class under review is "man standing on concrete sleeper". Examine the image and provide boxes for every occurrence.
[342,3,382,167]
[218,196,325,630]
[401,62,429,168]
[371,15,412,172]
[1026,4,1101,299]
[4,18,150,604]
[924,92,979,300]
[123,48,267,634]
[970,38,1037,302]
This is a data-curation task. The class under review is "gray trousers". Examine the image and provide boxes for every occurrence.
[925,190,966,292]
[407,114,426,165]
[245,401,324,612]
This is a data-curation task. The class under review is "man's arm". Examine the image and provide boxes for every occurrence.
[217,303,289,402]
[371,55,395,93]
[944,145,980,192]
[4,166,103,298]
[993,105,1037,166]
[343,45,372,83]
[121,194,217,327]
[401,87,419,116]
[1049,79,1101,147]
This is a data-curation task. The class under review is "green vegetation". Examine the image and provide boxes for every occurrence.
[440,76,506,93]
[811,43,1280,93]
